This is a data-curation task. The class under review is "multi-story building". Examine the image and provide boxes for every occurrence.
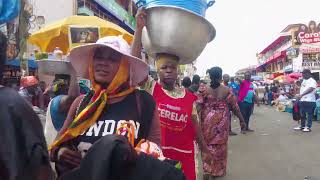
[3,0,137,82]
[235,65,257,78]
[256,20,320,81]
[30,0,136,34]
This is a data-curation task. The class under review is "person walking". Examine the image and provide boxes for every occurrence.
[238,71,259,132]
[222,74,230,87]
[294,69,317,132]
[222,74,239,136]
[189,75,201,93]
[200,67,246,179]
[229,77,240,98]
[182,76,192,89]
[131,8,212,180]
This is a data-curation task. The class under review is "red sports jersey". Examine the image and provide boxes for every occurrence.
[153,83,197,180]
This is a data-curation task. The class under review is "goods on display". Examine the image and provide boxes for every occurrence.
[36,60,70,76]
[35,47,70,75]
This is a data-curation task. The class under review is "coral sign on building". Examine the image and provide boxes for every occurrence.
[297,20,320,44]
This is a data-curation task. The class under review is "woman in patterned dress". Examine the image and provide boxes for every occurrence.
[199,67,246,179]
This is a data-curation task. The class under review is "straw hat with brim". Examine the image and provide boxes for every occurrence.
[68,36,149,86]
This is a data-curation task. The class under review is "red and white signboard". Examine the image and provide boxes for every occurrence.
[298,32,320,44]
[296,21,320,44]
[300,43,320,53]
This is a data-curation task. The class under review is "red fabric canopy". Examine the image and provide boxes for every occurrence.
[288,72,302,79]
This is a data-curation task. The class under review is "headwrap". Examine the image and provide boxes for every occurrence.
[155,54,179,70]
[49,56,135,150]
[20,76,39,88]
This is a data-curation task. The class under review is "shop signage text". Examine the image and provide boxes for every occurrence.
[302,50,320,70]
[298,32,320,44]
[296,20,320,44]
[94,0,136,29]
[302,61,320,69]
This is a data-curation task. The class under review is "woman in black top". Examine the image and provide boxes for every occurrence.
[50,36,161,175]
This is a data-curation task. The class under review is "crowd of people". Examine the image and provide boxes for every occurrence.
[5,8,317,180]
[0,25,262,180]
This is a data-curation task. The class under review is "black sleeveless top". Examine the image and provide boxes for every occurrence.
[72,90,155,155]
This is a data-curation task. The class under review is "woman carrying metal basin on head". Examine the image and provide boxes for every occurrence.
[132,8,214,180]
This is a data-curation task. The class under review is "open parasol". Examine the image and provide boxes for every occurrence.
[28,15,133,53]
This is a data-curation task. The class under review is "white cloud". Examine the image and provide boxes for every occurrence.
[195,0,320,76]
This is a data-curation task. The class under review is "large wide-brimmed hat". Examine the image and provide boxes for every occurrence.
[68,36,149,86]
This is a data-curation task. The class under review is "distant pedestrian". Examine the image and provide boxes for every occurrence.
[238,71,259,132]
[229,77,240,98]
[189,74,201,93]
[222,74,230,86]
[18,76,45,110]
[222,74,239,136]
[182,76,192,89]
[294,69,317,132]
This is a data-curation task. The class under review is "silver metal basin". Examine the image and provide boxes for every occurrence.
[142,6,216,64]
[36,60,70,76]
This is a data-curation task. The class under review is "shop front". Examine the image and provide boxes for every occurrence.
[293,20,320,81]
[3,59,38,87]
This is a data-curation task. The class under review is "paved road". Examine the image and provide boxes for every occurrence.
[221,105,320,180]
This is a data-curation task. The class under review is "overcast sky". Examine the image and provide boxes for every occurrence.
[195,0,320,76]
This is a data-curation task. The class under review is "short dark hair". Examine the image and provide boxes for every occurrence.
[0,31,7,84]
[182,77,191,88]
[192,75,201,84]
[302,69,311,75]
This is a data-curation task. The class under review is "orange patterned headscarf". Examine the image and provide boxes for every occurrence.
[20,76,39,88]
[49,56,135,150]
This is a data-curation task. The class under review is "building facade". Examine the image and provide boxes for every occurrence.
[256,20,320,81]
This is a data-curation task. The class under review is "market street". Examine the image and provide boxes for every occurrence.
[224,105,320,180]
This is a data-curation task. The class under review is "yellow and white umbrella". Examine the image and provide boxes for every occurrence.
[28,15,133,53]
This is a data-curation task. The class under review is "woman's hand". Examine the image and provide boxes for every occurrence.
[57,147,82,167]
[135,7,147,31]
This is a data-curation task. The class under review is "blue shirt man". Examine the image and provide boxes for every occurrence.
[229,77,240,97]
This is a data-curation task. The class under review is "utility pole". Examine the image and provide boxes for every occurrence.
[18,0,31,76]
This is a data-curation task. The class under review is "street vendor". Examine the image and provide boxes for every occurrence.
[49,36,161,176]
[131,8,212,180]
